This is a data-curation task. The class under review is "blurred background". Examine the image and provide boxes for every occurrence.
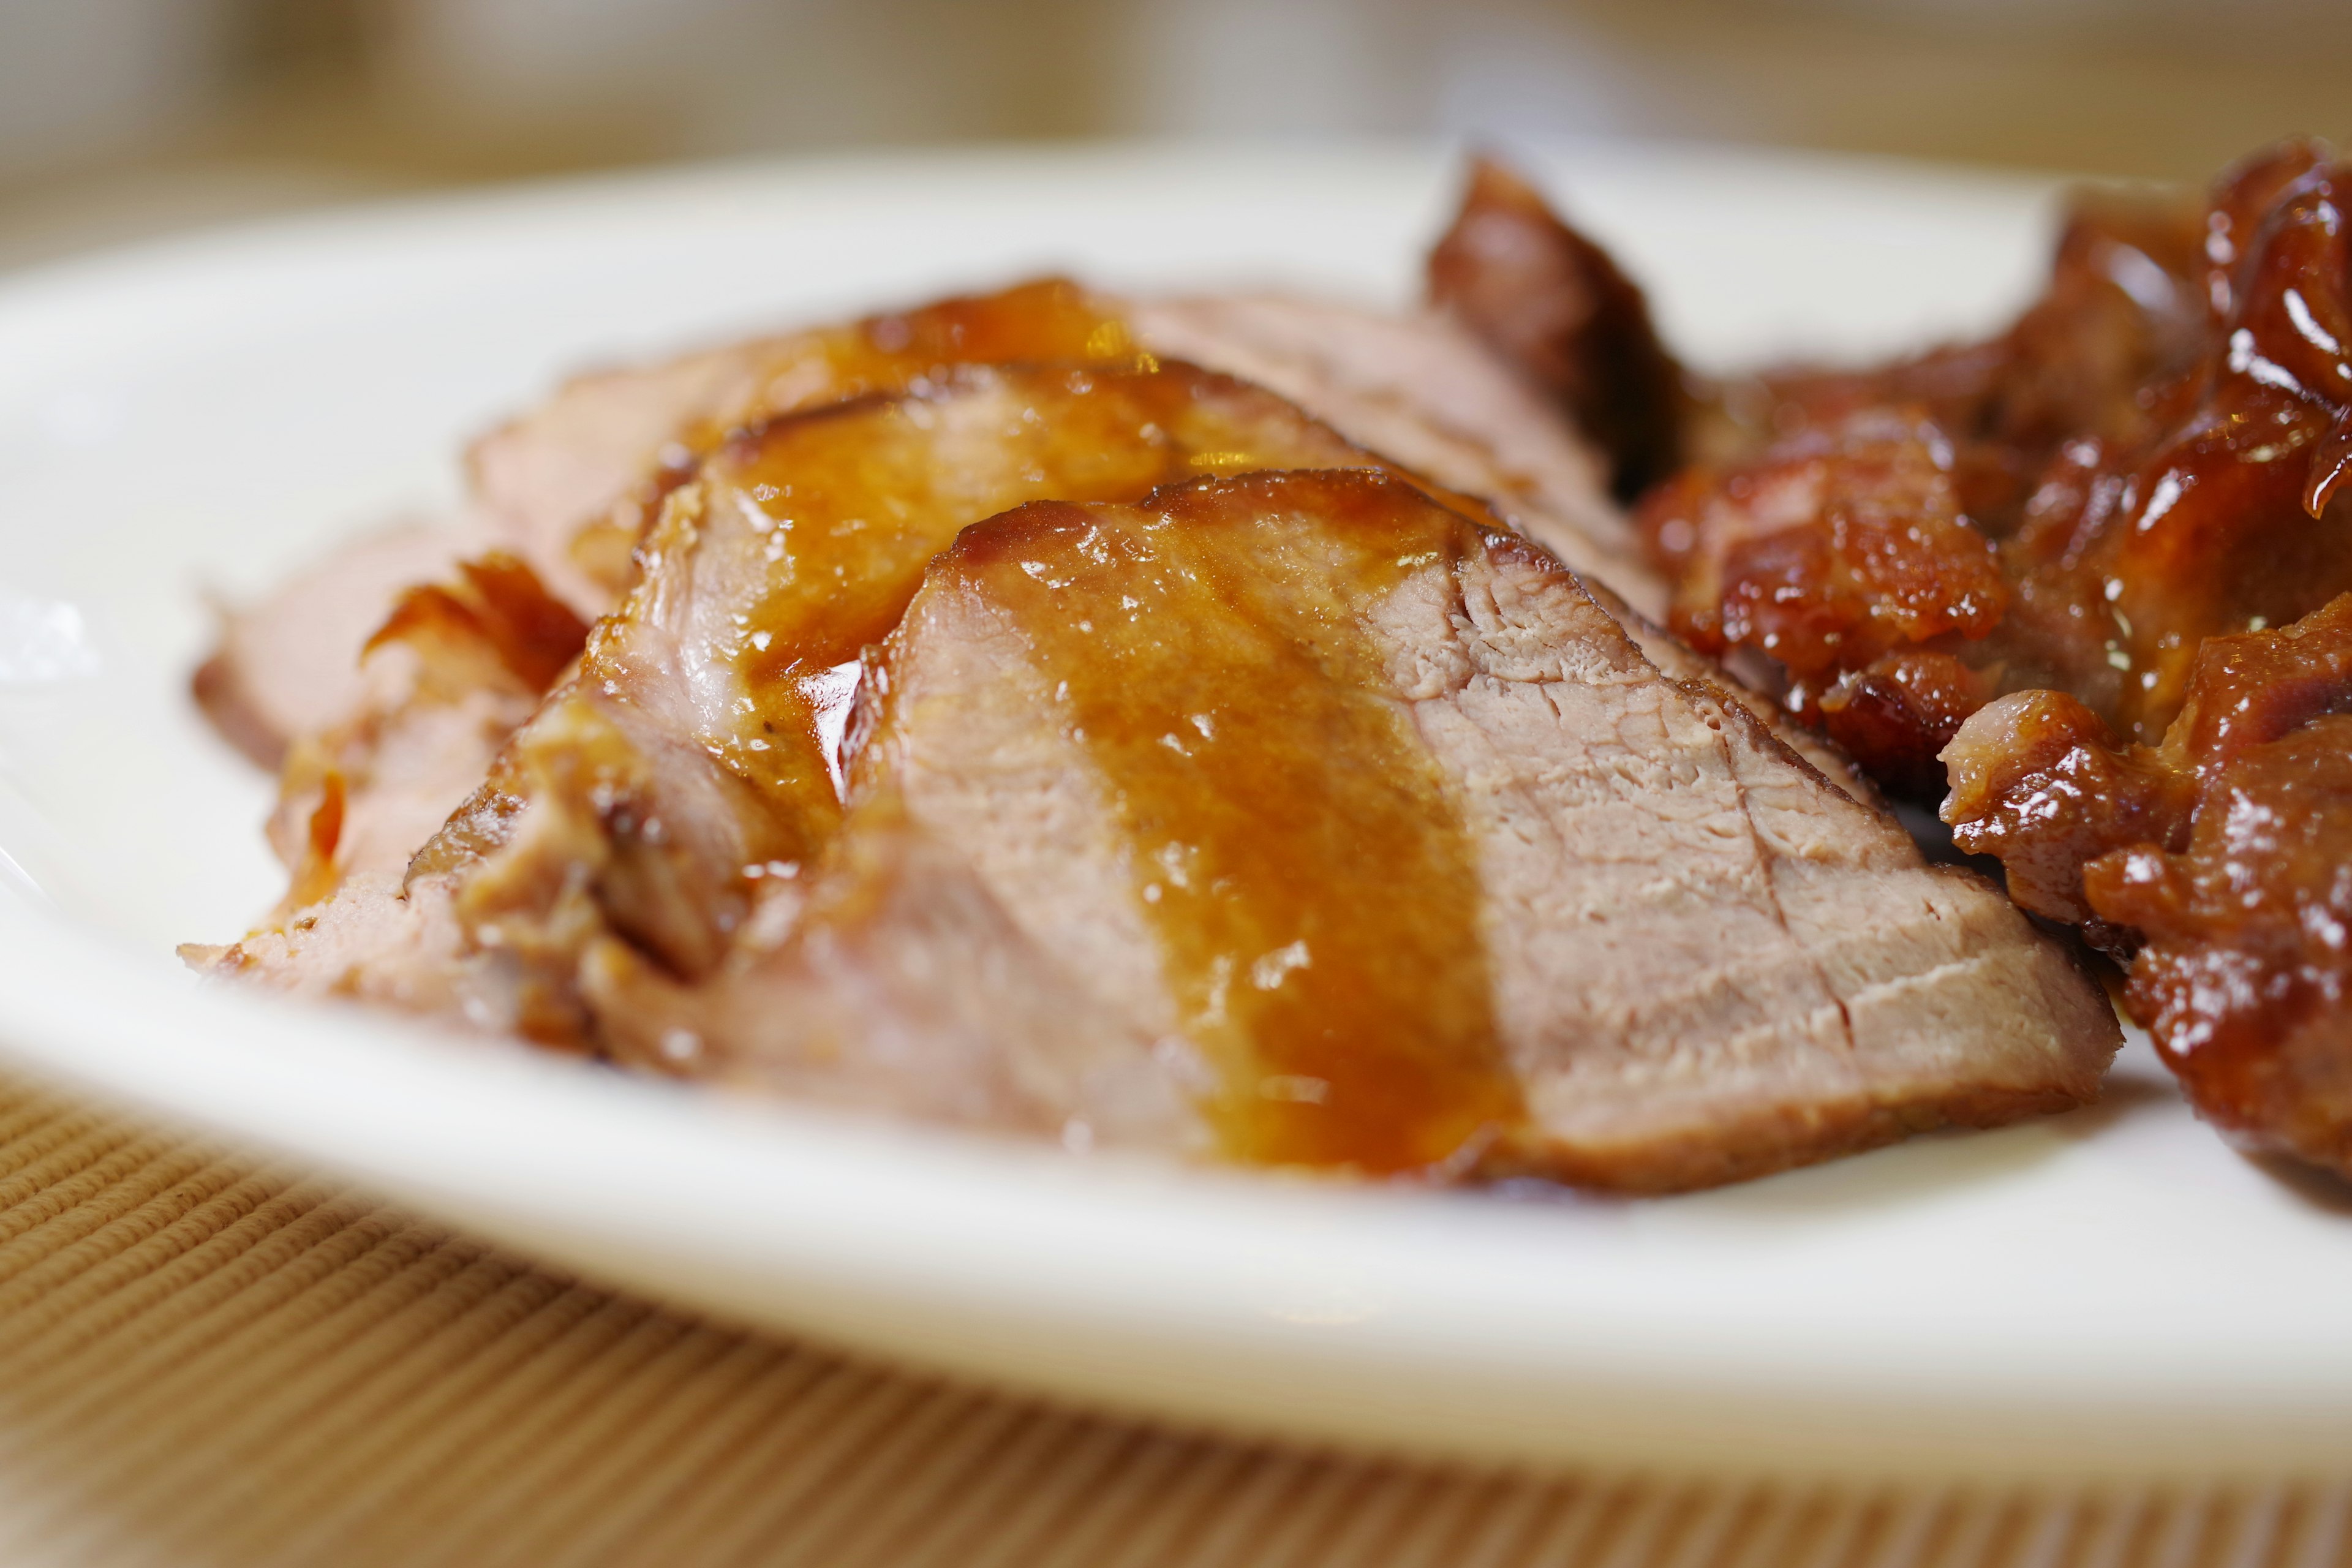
[0,0,2347,272]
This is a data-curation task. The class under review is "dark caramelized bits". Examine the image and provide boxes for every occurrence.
[1642,407,2008,790]
[2086,716,2352,1174]
[1942,688,2192,931]
[1600,135,2352,1175]
[1945,594,2352,1173]
[1642,138,2352,790]
[935,472,1521,1173]
[1428,157,1685,500]
[2088,153,2352,741]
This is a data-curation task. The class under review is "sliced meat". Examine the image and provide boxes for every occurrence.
[467,277,1650,620]
[203,363,1408,1041]
[1127,292,1651,614]
[1426,156,1687,500]
[202,275,1650,796]
[467,278,1128,609]
[593,470,2116,1189]
[192,520,471,768]
[582,807,1199,1149]
[258,553,589,923]
[180,872,509,1031]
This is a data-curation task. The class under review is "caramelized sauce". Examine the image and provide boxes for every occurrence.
[699,276,1137,453]
[935,472,1521,1174]
[366,551,589,695]
[576,279,1135,582]
[1944,592,2352,1170]
[668,363,1372,854]
[426,363,1408,1039]
[1643,140,2352,785]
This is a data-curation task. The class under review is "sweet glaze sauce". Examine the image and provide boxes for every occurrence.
[1944,592,2352,1170]
[935,472,1521,1174]
[576,279,1134,584]
[1642,140,2352,783]
[668,363,1374,854]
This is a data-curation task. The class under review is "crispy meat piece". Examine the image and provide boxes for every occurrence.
[1942,688,2191,934]
[1642,406,2008,791]
[1637,138,2352,789]
[1427,157,1686,501]
[1947,594,2352,1174]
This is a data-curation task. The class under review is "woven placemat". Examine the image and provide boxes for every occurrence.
[0,1065,2342,1568]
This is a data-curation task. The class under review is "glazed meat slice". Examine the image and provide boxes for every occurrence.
[470,278,1131,607]
[197,281,1134,770]
[197,363,1431,1038]
[257,554,589,913]
[590,470,2117,1189]
[1945,594,2352,1175]
[467,276,1649,619]
[198,275,1651,850]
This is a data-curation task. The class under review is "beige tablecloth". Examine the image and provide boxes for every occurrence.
[0,1065,2342,1567]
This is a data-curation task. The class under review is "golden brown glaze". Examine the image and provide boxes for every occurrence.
[367,552,590,695]
[922,472,1522,1173]
[566,279,1133,589]
[685,363,1378,848]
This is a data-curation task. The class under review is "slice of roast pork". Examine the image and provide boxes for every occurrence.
[583,469,2117,1190]
[197,277,1660,878]
[193,363,1408,1033]
[200,362,1861,1059]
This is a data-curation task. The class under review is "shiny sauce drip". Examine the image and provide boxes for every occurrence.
[674,363,1371,854]
[941,472,1521,1174]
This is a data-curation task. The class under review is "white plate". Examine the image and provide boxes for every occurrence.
[2,139,2347,1483]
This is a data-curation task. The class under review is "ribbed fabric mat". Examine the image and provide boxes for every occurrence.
[0,1067,2343,1568]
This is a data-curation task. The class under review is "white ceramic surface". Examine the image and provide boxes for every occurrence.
[1,140,2346,1482]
